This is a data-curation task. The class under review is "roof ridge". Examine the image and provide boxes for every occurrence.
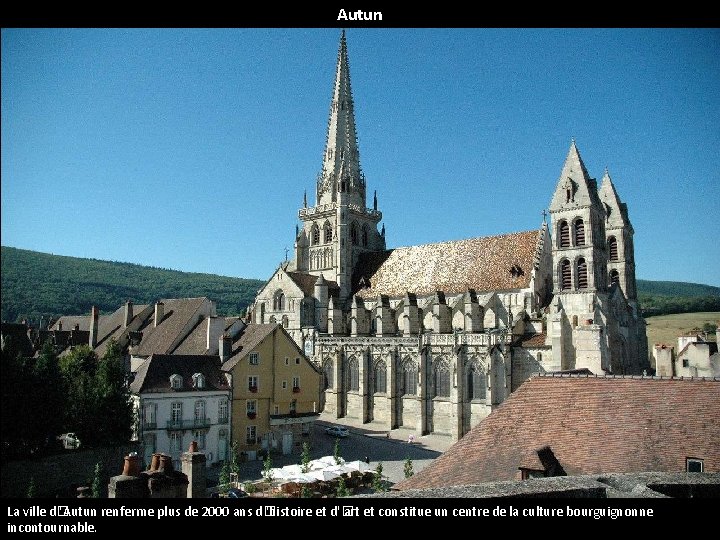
[389,229,538,251]
[536,372,720,382]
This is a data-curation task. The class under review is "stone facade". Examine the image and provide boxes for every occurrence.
[250,31,650,442]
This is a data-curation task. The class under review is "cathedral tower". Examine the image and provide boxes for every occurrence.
[293,31,385,302]
[599,170,638,314]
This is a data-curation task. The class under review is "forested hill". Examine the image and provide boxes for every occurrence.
[2,246,719,324]
[637,279,720,316]
[1,246,265,323]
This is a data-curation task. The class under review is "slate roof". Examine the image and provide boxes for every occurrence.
[49,316,94,332]
[352,230,541,298]
[130,354,229,394]
[94,304,150,358]
[396,375,720,490]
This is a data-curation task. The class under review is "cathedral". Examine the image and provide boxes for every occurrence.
[250,31,649,441]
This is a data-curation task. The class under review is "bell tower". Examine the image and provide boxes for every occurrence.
[293,31,385,302]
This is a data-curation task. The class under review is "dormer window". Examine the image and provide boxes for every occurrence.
[192,373,205,389]
[170,374,183,390]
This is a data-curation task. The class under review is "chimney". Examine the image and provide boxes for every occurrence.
[219,334,232,362]
[206,317,224,353]
[58,320,63,331]
[124,300,133,328]
[89,306,99,348]
[122,452,141,477]
[154,302,164,327]
[75,323,80,331]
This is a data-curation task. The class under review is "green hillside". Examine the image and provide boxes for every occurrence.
[1,246,265,323]
[637,280,720,316]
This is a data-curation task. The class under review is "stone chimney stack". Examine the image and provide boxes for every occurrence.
[181,441,207,498]
[124,300,133,328]
[154,302,164,327]
[206,316,225,353]
[89,306,99,348]
[219,334,232,363]
[58,320,63,331]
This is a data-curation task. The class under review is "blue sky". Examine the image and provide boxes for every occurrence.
[2,28,719,286]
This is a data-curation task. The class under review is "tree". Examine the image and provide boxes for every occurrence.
[301,485,312,498]
[219,441,240,494]
[262,453,273,483]
[91,463,102,498]
[32,339,65,446]
[333,437,342,465]
[372,462,387,493]
[95,339,134,445]
[59,345,98,443]
[404,457,414,479]
[26,477,36,499]
[336,476,350,497]
[300,441,311,473]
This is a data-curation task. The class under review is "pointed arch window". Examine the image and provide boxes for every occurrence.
[347,357,359,391]
[324,223,333,243]
[574,219,585,246]
[362,225,368,247]
[610,269,620,285]
[608,236,618,261]
[323,360,334,390]
[281,315,289,329]
[577,258,588,289]
[561,259,572,291]
[350,222,359,245]
[374,361,387,394]
[402,360,417,396]
[434,359,451,398]
[559,220,570,248]
[467,362,486,400]
[311,224,320,245]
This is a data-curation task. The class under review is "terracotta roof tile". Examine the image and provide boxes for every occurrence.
[353,230,541,298]
[286,271,339,297]
[397,376,720,491]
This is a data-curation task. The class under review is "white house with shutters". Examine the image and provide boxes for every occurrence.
[130,354,232,468]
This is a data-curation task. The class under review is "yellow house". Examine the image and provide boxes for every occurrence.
[221,323,323,456]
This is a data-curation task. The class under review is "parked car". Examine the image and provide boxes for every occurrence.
[57,433,81,450]
[325,426,349,438]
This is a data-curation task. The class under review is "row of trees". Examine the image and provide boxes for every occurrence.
[1,335,134,462]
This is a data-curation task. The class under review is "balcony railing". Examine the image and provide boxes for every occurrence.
[292,386,301,393]
[218,416,229,424]
[143,421,157,430]
[247,412,256,419]
[166,418,211,430]
[249,386,258,393]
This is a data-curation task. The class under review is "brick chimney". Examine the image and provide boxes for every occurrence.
[124,300,133,328]
[154,302,164,327]
[89,306,99,348]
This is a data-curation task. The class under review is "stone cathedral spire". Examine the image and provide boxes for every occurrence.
[316,29,365,207]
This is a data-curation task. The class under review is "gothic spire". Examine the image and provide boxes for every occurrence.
[549,139,601,212]
[599,169,632,229]
[316,30,365,206]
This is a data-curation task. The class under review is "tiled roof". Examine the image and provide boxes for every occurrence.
[94,304,150,358]
[221,323,278,371]
[513,332,549,348]
[173,316,243,355]
[49,316,94,332]
[132,298,209,356]
[130,354,229,394]
[353,230,541,298]
[396,375,720,491]
[286,271,339,297]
